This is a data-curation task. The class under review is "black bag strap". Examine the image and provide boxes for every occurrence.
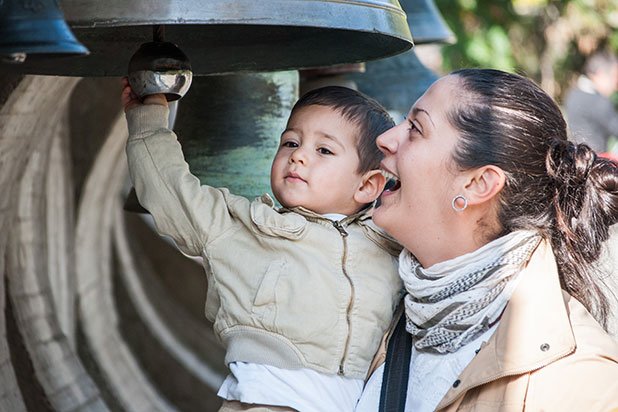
[378,311,412,412]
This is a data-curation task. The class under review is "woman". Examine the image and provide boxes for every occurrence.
[357,69,618,411]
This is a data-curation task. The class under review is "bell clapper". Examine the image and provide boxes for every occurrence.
[127,24,193,102]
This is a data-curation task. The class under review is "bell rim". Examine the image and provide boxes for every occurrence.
[1,0,413,76]
[0,18,89,56]
[63,0,409,28]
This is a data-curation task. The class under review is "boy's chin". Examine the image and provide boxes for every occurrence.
[274,197,300,210]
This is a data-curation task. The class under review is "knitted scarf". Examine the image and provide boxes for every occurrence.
[400,230,541,353]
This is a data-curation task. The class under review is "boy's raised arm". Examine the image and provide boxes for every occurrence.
[123,82,242,257]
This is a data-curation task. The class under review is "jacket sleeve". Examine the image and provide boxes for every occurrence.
[125,104,244,257]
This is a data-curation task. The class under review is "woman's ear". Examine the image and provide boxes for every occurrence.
[463,165,506,206]
[354,170,386,204]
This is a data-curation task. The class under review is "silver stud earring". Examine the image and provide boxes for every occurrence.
[451,195,468,212]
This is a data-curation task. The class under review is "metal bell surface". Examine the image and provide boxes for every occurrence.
[128,39,193,101]
[401,0,454,44]
[345,0,451,116]
[347,49,438,118]
[0,0,89,63]
[1,0,412,76]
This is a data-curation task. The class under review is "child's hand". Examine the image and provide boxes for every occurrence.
[121,77,168,113]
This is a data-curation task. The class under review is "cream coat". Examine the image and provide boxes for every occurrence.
[125,105,403,379]
[373,241,618,411]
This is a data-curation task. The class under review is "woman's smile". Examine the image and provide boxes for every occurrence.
[379,167,401,203]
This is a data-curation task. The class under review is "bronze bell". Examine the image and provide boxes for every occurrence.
[124,71,298,213]
[401,0,455,44]
[1,0,413,76]
[0,0,89,63]
[344,0,454,117]
[346,49,439,119]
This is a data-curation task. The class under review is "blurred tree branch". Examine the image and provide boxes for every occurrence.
[435,0,618,101]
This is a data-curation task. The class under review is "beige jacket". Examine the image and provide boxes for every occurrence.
[373,242,618,411]
[125,105,403,379]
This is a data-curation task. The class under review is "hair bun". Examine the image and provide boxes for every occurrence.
[546,139,595,186]
[589,157,618,226]
[547,139,618,229]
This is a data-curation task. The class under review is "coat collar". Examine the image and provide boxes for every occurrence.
[279,202,373,226]
[437,240,576,409]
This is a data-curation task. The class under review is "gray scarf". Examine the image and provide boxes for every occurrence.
[399,230,541,353]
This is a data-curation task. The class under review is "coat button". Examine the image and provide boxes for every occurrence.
[540,343,550,352]
[453,379,461,388]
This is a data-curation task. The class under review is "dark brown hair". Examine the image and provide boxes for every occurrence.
[291,85,395,173]
[449,68,618,327]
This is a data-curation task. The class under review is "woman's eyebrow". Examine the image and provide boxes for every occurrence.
[412,107,435,127]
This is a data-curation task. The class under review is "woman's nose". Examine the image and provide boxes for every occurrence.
[376,126,400,155]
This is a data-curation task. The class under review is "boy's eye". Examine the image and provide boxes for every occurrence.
[282,141,298,148]
[318,147,334,155]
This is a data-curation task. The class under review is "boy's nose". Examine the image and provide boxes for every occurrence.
[289,147,307,164]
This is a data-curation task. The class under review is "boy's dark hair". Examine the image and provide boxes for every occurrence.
[291,86,395,173]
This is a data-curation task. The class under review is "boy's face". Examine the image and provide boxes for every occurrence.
[270,104,366,215]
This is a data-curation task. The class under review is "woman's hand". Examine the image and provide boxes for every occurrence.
[121,77,168,113]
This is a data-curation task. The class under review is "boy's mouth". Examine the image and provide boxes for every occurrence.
[285,172,307,183]
[381,170,401,192]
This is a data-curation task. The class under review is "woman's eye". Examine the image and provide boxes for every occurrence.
[407,119,421,136]
[318,147,334,155]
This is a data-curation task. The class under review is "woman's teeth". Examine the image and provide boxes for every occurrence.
[381,170,401,192]
[381,170,397,181]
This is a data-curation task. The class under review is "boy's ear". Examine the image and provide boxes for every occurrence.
[354,170,386,205]
[463,165,506,206]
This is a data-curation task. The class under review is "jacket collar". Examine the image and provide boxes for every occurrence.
[279,202,372,226]
[437,240,576,409]
[275,197,401,254]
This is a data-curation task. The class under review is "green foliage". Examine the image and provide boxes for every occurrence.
[434,0,618,100]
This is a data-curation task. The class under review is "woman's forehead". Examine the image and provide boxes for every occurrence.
[407,76,459,118]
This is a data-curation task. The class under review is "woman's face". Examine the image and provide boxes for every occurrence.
[373,75,466,262]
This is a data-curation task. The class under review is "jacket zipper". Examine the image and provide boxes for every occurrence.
[333,220,354,375]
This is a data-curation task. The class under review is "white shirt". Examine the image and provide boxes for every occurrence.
[218,213,365,411]
[218,362,364,411]
[355,325,498,412]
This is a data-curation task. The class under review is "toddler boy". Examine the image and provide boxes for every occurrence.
[122,81,402,411]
